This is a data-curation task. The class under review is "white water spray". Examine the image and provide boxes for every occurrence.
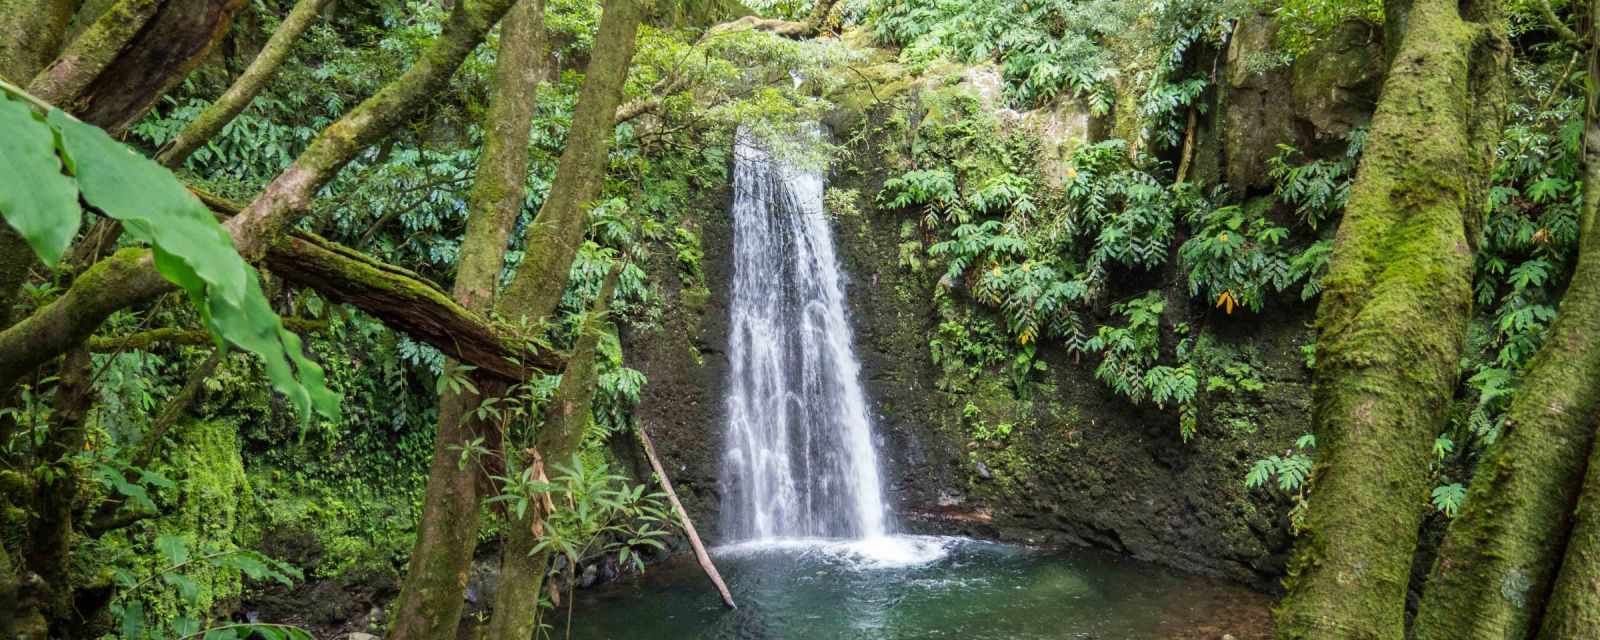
[720,130,889,542]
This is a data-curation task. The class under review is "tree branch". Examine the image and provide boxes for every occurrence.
[1536,0,1583,48]
[155,0,333,167]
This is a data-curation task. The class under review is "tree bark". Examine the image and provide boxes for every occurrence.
[23,347,94,628]
[25,0,165,110]
[498,0,643,325]
[29,0,248,136]
[0,0,518,393]
[0,0,80,84]
[387,1,547,637]
[1537,416,1600,637]
[1413,8,1600,636]
[1275,1,1508,637]
[483,266,618,640]
[155,0,332,168]
[263,230,563,378]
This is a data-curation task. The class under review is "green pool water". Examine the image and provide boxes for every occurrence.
[557,535,1267,639]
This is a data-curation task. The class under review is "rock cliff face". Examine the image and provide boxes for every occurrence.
[626,18,1382,590]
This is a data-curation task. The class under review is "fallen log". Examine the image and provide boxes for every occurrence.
[199,191,564,380]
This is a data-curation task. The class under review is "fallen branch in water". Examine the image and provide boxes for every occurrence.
[637,425,735,609]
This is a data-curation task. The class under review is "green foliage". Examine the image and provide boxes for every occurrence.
[1270,0,1383,58]
[867,0,1134,109]
[0,96,79,265]
[0,91,337,425]
[1179,201,1325,312]
[1447,58,1584,458]
[1431,482,1468,518]
[1268,128,1365,228]
[110,532,307,640]
[1129,0,1247,150]
[1245,433,1315,531]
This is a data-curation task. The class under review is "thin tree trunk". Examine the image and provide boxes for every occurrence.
[1413,7,1600,635]
[155,0,331,168]
[484,266,618,640]
[0,0,518,394]
[638,425,735,609]
[1275,0,1508,637]
[497,0,643,325]
[387,1,546,637]
[22,347,94,629]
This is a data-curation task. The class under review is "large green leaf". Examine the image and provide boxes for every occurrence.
[0,96,81,266]
[27,107,340,423]
[49,109,250,305]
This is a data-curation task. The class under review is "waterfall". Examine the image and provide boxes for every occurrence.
[720,131,889,541]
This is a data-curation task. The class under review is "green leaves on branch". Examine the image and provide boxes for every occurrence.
[0,98,81,265]
[0,92,339,424]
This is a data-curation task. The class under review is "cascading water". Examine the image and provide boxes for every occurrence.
[720,130,889,542]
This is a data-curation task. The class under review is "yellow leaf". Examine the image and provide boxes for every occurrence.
[1216,290,1237,315]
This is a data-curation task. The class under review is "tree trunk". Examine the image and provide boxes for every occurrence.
[29,0,248,136]
[387,1,546,637]
[155,0,332,168]
[638,425,735,608]
[0,0,80,84]
[1275,1,1507,637]
[1537,418,1600,637]
[497,0,643,324]
[483,266,618,640]
[0,0,518,394]
[23,347,94,629]
[1413,9,1600,636]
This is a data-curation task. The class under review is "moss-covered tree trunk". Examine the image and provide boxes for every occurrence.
[1537,420,1600,636]
[28,0,248,135]
[483,267,616,640]
[1275,0,1507,637]
[1413,8,1600,635]
[497,0,642,324]
[21,347,94,633]
[0,0,79,85]
[386,1,546,638]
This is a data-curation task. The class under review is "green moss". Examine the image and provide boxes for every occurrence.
[82,419,251,628]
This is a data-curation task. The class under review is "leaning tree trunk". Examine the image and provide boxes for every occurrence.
[484,267,617,640]
[386,1,546,638]
[1275,0,1508,637]
[1413,8,1600,636]
[497,0,643,325]
[29,0,247,136]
